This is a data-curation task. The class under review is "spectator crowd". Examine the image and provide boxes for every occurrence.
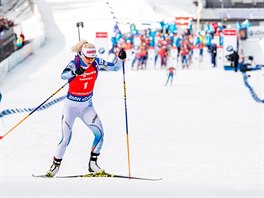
[109,19,226,70]
[0,15,26,61]
[0,16,15,33]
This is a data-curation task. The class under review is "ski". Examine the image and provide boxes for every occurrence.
[33,172,162,181]
[32,174,52,178]
[57,172,162,181]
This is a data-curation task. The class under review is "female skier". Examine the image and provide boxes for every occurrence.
[46,40,126,177]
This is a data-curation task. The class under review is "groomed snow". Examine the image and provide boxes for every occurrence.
[0,0,263,197]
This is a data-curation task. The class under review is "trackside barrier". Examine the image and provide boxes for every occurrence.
[0,34,46,82]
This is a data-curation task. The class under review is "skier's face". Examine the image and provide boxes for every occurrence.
[80,47,96,66]
[82,56,95,66]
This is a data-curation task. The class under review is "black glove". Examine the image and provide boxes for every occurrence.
[118,48,126,60]
[73,67,85,75]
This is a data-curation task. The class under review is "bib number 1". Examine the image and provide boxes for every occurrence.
[84,82,88,89]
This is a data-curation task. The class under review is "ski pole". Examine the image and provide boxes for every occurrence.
[121,60,131,177]
[0,21,84,141]
[76,22,84,42]
[0,81,70,140]
[104,1,132,176]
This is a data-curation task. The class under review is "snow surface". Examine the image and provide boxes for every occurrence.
[0,0,263,198]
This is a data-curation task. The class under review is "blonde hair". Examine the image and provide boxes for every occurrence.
[71,39,96,53]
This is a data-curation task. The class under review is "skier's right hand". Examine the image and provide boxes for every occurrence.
[73,67,85,76]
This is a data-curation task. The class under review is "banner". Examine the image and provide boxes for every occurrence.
[95,32,108,60]
[247,26,264,39]
[170,46,178,67]
[147,46,155,69]
[223,29,237,66]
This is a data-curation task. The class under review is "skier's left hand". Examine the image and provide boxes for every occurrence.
[118,48,126,60]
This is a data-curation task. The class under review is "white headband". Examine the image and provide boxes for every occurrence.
[81,47,97,58]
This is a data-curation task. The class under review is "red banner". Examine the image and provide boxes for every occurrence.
[96,32,108,38]
[223,29,237,36]
[175,17,193,26]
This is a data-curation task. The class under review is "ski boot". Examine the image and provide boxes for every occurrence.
[46,157,62,177]
[88,152,105,174]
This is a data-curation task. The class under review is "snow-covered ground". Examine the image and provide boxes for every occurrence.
[0,0,263,198]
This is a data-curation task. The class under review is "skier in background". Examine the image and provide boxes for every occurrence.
[209,41,217,67]
[165,66,176,86]
[46,40,126,177]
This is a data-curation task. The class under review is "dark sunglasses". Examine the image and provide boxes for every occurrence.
[83,56,95,61]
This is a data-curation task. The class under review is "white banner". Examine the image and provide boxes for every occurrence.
[95,32,108,60]
[192,46,200,66]
[216,46,224,67]
[0,59,9,82]
[170,46,178,68]
[147,47,155,69]
[247,26,264,40]
[223,29,237,66]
